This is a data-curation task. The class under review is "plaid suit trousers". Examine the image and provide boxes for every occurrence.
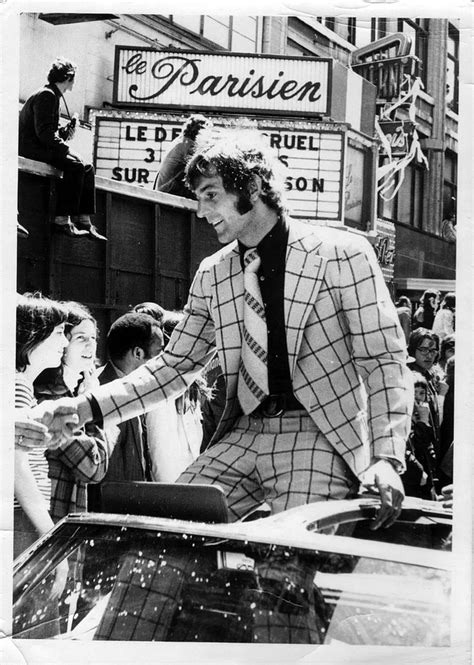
[178,410,359,521]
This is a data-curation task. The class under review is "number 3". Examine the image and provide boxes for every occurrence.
[144,148,155,163]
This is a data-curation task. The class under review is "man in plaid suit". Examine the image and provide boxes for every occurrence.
[36,134,413,529]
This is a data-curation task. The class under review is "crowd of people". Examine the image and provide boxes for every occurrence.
[13,292,216,557]
[396,289,456,344]
[395,289,456,502]
[14,130,455,565]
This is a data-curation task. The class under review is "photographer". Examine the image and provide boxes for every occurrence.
[19,57,106,240]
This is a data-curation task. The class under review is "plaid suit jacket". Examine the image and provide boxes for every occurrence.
[90,220,413,478]
[35,379,110,522]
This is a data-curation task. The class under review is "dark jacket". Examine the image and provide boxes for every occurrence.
[401,422,437,500]
[88,362,150,511]
[19,83,70,164]
[153,136,195,198]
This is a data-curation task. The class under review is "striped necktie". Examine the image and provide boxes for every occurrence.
[237,247,269,414]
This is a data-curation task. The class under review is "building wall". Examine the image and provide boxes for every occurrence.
[20,14,115,113]
[18,13,457,296]
[19,14,218,117]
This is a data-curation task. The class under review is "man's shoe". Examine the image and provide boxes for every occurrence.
[71,214,92,227]
[87,225,108,241]
[17,222,29,238]
[71,215,107,241]
[53,218,89,237]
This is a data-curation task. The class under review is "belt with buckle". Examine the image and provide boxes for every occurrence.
[253,392,304,418]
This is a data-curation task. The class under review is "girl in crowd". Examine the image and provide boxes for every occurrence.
[15,293,68,557]
[407,328,443,490]
[34,300,112,524]
[413,289,440,330]
[401,372,437,499]
[432,292,456,341]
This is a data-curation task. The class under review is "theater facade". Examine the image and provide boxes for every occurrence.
[17,14,458,304]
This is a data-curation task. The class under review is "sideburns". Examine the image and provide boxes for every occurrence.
[235,191,253,215]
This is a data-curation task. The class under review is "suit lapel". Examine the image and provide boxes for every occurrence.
[209,222,327,388]
[211,245,244,398]
[284,223,327,377]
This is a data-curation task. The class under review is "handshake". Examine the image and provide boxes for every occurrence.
[16,396,92,450]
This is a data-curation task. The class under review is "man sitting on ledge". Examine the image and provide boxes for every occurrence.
[19,57,106,241]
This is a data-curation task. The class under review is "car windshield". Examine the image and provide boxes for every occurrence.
[13,522,450,645]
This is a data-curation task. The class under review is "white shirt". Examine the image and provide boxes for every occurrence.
[146,396,202,483]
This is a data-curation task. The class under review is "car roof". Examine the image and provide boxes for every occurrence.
[260,494,452,529]
[47,495,451,572]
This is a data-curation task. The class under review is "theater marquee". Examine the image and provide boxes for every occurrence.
[91,111,346,221]
[113,47,332,117]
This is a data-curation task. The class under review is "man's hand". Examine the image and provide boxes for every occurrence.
[360,459,405,530]
[439,484,453,509]
[15,411,51,449]
[29,398,81,447]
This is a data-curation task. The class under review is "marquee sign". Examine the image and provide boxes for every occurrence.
[378,120,415,157]
[91,111,345,221]
[351,32,419,104]
[113,47,332,117]
[352,56,419,103]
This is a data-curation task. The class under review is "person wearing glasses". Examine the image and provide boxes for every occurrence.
[19,57,106,240]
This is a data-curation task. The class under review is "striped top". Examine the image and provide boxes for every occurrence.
[15,373,51,508]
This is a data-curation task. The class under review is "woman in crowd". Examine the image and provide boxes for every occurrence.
[437,333,455,374]
[432,292,456,341]
[34,300,112,523]
[413,289,440,330]
[14,293,68,557]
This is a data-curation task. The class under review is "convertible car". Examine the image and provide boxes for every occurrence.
[12,484,452,646]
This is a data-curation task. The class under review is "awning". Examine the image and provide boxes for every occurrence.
[394,277,456,292]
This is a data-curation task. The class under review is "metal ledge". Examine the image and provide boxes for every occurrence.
[95,175,197,211]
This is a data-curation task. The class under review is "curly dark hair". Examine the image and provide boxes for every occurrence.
[185,134,287,217]
[16,292,67,372]
[47,57,77,84]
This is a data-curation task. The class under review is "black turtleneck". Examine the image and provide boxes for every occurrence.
[238,216,293,395]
